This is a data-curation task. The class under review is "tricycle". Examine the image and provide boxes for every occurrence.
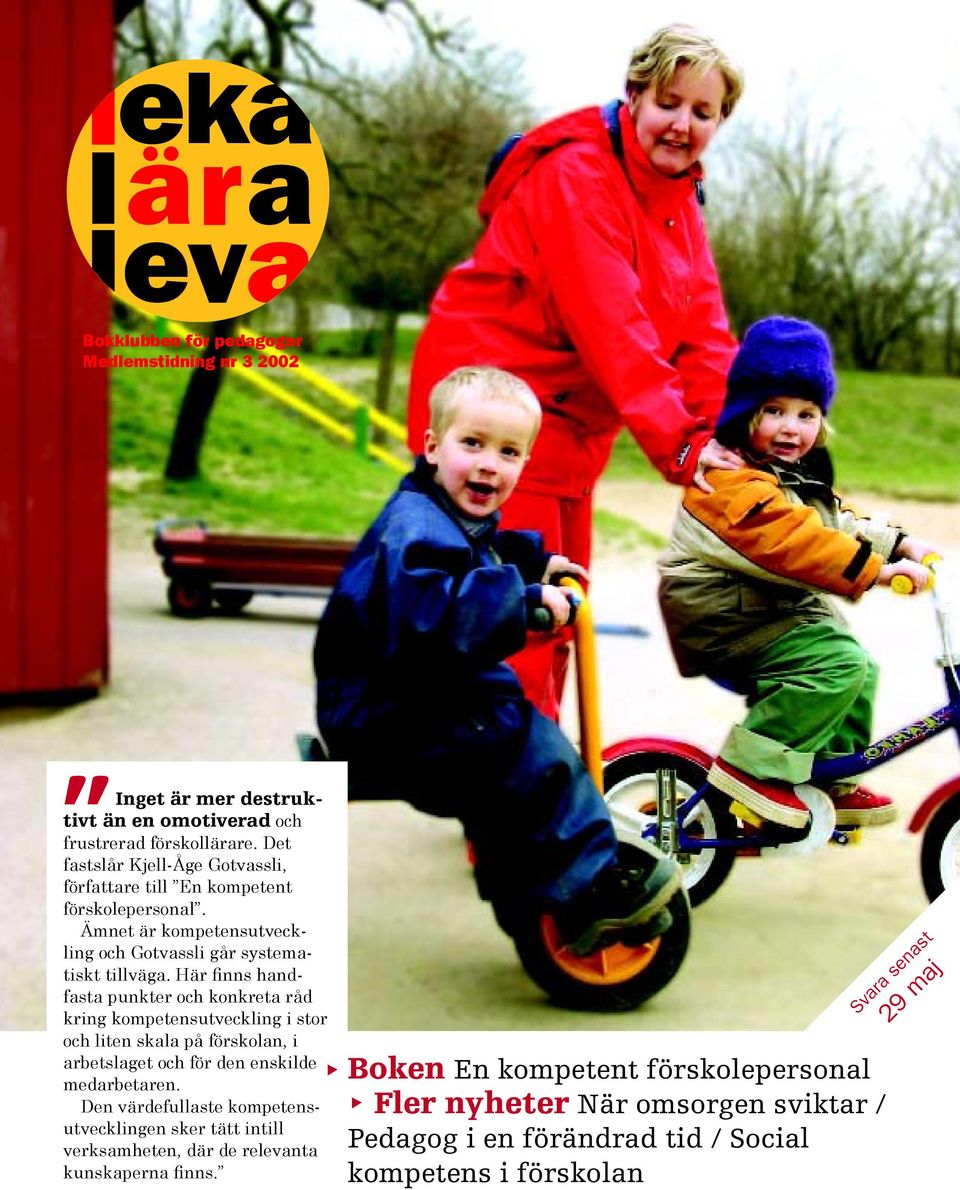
[301,577,692,1013]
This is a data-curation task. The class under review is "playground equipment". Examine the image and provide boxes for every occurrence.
[122,301,411,474]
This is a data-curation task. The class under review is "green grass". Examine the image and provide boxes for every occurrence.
[111,345,958,545]
[110,353,399,540]
[605,369,960,501]
[827,372,960,500]
[593,509,667,553]
[312,326,420,364]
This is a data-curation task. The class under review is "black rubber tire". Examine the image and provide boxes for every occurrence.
[167,578,214,619]
[919,795,960,902]
[505,841,691,1012]
[509,885,690,1012]
[603,750,738,907]
[214,590,254,615]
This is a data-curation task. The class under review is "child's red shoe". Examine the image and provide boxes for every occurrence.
[707,758,810,829]
[828,785,896,826]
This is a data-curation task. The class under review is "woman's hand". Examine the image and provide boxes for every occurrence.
[541,555,589,585]
[693,438,743,492]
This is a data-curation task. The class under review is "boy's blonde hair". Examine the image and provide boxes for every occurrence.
[626,24,744,119]
[428,366,542,449]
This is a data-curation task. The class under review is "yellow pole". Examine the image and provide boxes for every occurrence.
[561,578,604,789]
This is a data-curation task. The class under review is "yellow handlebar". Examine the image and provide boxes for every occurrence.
[891,553,941,596]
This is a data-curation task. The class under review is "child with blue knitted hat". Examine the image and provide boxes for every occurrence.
[658,315,939,829]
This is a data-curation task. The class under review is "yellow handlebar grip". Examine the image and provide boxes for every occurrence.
[891,575,914,595]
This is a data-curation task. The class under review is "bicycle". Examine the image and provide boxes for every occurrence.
[599,559,960,907]
[300,577,691,1012]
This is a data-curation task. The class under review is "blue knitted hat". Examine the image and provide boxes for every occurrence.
[716,316,836,445]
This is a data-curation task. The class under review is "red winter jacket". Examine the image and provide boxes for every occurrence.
[407,103,737,498]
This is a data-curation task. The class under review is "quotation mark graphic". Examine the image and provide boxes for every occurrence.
[65,775,109,805]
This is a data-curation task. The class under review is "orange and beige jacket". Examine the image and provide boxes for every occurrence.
[657,461,904,678]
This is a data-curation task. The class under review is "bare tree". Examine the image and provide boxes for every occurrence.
[708,106,845,334]
[118,0,467,91]
[920,101,960,372]
[114,0,480,478]
[116,0,188,74]
[317,51,530,428]
[827,192,947,371]
[709,105,947,371]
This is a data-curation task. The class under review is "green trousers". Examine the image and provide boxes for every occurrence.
[717,620,878,786]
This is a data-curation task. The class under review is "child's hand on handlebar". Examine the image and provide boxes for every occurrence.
[541,555,589,585]
[539,584,578,628]
[896,535,941,566]
[878,559,934,594]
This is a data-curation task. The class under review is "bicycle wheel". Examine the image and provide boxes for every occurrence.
[919,794,960,902]
[509,876,690,1012]
[603,749,737,906]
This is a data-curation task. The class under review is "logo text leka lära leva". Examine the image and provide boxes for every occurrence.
[68,62,328,321]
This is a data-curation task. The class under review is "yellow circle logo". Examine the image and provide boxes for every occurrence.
[66,60,329,322]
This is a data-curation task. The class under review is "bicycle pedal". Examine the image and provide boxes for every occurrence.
[730,800,764,828]
[831,827,863,847]
[618,907,674,948]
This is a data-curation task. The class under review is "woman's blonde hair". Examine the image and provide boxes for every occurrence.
[626,24,744,119]
[428,366,542,447]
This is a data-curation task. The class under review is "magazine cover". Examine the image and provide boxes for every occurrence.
[2,1,959,1185]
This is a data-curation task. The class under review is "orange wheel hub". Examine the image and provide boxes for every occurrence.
[539,914,660,985]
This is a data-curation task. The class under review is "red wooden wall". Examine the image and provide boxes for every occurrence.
[0,0,113,695]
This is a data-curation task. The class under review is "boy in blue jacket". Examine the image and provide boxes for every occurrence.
[314,366,680,954]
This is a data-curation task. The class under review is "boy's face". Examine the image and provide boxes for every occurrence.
[749,395,822,465]
[424,392,535,518]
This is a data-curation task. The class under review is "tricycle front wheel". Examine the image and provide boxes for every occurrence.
[503,839,691,1012]
[509,886,690,1012]
[919,794,960,901]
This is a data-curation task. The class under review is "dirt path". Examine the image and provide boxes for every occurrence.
[4,486,956,1032]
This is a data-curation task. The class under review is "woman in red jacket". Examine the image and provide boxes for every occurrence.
[407,24,745,717]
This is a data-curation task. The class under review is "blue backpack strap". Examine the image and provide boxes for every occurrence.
[485,101,626,190]
[600,99,624,161]
[484,132,523,187]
